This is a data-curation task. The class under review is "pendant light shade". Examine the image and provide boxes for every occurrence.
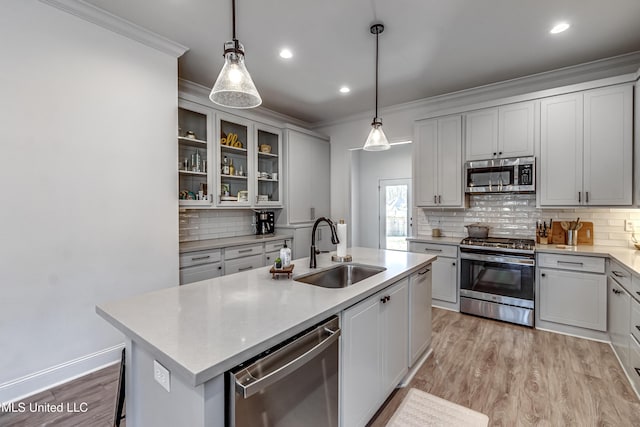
[363,23,390,151]
[209,0,262,109]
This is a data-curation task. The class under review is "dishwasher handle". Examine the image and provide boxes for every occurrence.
[233,321,340,399]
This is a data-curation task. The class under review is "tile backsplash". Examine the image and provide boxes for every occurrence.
[415,194,640,248]
[179,210,255,242]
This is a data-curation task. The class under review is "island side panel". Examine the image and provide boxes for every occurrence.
[126,339,225,427]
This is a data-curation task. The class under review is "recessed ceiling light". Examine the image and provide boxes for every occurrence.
[550,22,570,34]
[339,86,351,94]
[279,48,293,59]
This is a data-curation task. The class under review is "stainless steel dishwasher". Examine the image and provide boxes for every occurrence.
[226,316,340,427]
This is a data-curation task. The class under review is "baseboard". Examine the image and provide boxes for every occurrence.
[0,343,124,404]
[399,347,433,388]
[432,301,459,312]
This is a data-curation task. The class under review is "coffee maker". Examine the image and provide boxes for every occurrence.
[255,211,275,235]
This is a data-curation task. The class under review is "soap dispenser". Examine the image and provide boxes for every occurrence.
[280,240,292,267]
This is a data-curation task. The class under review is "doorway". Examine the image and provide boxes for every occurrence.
[379,178,412,251]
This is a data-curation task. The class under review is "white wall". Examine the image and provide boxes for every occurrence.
[353,144,413,248]
[0,0,179,402]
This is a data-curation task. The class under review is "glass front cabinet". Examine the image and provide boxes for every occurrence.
[255,123,282,206]
[178,100,214,207]
[177,103,283,209]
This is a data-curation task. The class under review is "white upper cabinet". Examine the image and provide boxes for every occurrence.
[285,129,330,223]
[540,85,632,207]
[465,101,534,161]
[414,115,463,207]
[254,123,283,207]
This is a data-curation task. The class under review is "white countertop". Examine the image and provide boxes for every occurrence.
[406,235,462,246]
[179,232,294,253]
[537,243,640,275]
[97,247,436,386]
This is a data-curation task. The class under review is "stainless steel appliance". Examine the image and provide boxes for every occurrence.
[226,316,340,427]
[459,237,536,327]
[465,156,535,193]
[255,210,275,235]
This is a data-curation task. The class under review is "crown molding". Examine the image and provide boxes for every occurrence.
[178,78,312,129]
[39,0,188,58]
[313,50,640,129]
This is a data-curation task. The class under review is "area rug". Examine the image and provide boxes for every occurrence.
[385,388,489,427]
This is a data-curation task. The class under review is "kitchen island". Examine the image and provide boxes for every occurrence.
[97,247,436,427]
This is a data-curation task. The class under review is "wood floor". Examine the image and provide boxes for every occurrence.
[3,308,639,426]
[0,363,122,427]
[370,308,640,427]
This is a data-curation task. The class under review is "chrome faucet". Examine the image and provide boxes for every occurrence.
[310,217,340,268]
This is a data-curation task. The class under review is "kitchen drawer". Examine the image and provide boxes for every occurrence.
[265,240,286,253]
[609,259,632,290]
[224,254,264,275]
[630,335,640,393]
[632,275,640,302]
[264,251,280,267]
[537,253,604,273]
[225,244,264,260]
[409,242,457,258]
[632,299,640,343]
[180,262,223,285]
[180,249,222,268]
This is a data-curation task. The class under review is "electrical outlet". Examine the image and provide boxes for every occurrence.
[154,360,170,392]
[625,220,635,232]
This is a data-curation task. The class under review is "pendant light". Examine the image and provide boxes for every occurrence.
[209,0,262,109]
[363,23,390,151]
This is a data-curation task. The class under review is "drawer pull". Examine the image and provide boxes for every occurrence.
[238,266,254,271]
[612,271,626,278]
[557,261,584,266]
[238,249,253,254]
[636,368,640,377]
[191,255,211,261]
[380,295,390,304]
[636,292,640,297]
[612,289,621,295]
[636,325,640,333]
[418,268,431,275]
[425,249,442,253]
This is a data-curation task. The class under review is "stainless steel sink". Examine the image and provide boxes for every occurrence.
[294,263,387,288]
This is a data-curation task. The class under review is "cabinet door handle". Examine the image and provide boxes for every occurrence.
[218,266,222,270]
[238,249,253,254]
[586,192,589,203]
[612,271,625,278]
[557,261,583,266]
[191,255,211,261]
[238,266,254,271]
[381,296,390,304]
[635,368,640,378]
[434,195,437,204]
[418,268,431,275]
[498,151,502,155]
[438,195,441,204]
[635,325,640,333]
[578,192,581,203]
[452,262,456,266]
[310,207,315,220]
[541,273,546,277]
[637,291,640,297]
[493,152,497,156]
[612,288,621,295]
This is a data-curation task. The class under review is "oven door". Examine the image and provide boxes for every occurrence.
[460,251,534,308]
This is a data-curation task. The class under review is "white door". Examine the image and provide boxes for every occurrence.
[379,179,411,251]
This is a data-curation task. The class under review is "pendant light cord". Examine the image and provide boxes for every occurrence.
[232,0,238,50]
[375,29,379,120]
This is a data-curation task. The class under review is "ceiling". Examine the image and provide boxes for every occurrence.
[85,0,640,124]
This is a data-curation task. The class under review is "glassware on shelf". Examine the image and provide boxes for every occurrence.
[229,158,235,176]
[222,156,230,175]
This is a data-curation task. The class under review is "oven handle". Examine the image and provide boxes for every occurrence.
[233,322,340,399]
[460,252,535,266]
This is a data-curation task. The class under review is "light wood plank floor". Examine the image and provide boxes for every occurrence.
[0,363,122,427]
[369,308,640,427]
[3,308,639,426]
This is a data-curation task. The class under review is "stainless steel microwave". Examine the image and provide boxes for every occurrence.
[465,157,535,193]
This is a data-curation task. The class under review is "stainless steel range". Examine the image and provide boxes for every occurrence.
[459,237,536,327]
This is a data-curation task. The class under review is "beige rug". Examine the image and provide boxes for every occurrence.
[386,388,489,427]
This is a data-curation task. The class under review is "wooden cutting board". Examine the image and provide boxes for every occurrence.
[549,221,594,245]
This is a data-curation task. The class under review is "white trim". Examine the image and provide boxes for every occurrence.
[399,348,432,388]
[39,0,188,58]
[313,51,640,128]
[0,344,124,404]
[534,325,610,343]
[178,79,314,130]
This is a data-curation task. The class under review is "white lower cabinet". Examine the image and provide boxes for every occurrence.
[342,278,409,427]
[408,242,457,307]
[608,275,630,366]
[224,254,264,275]
[538,267,606,331]
[409,266,432,366]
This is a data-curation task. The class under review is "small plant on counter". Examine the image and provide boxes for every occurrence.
[274,257,282,269]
